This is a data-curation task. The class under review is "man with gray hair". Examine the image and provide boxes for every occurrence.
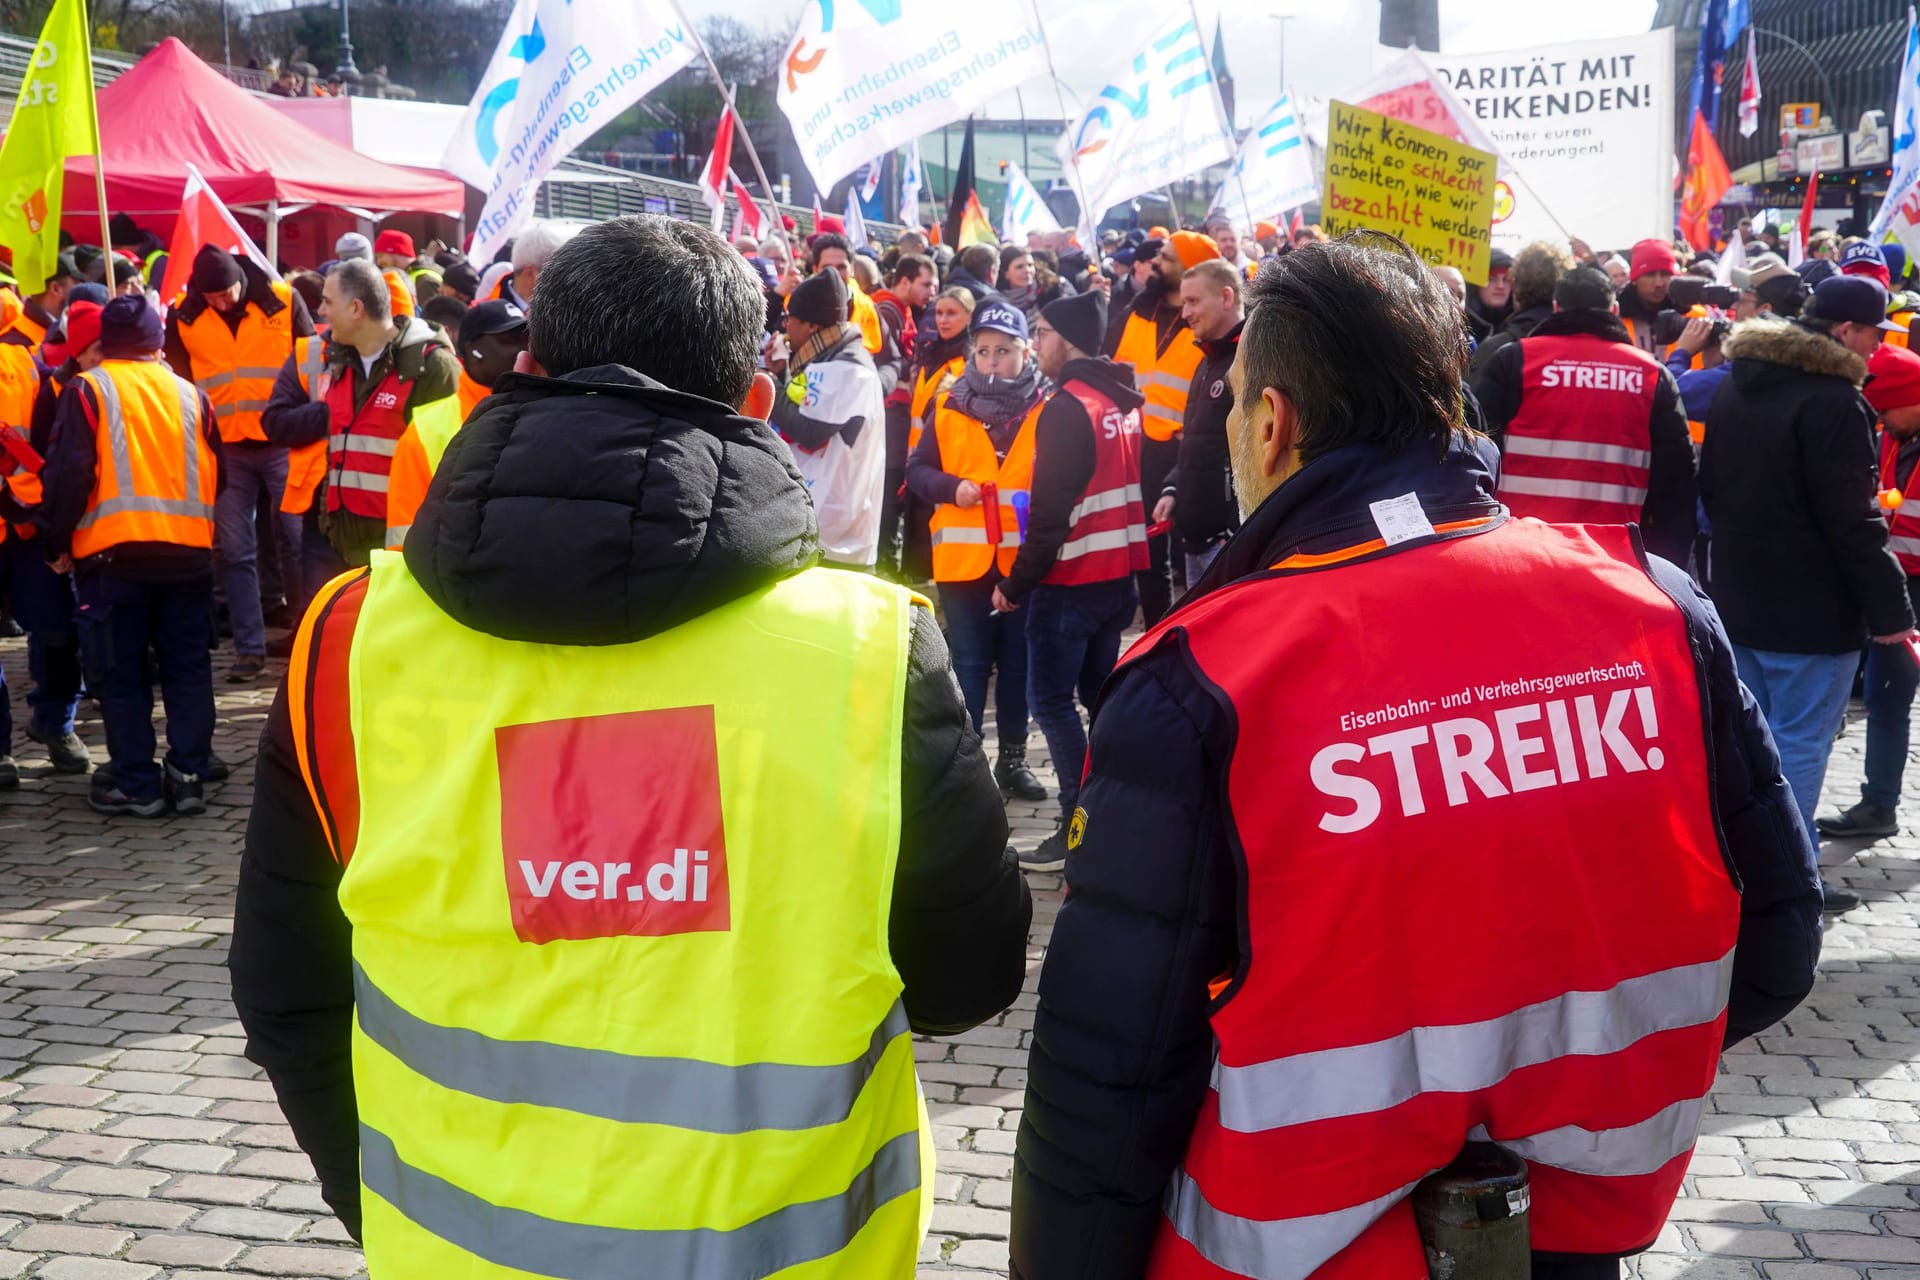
[492,219,579,309]
[259,258,459,573]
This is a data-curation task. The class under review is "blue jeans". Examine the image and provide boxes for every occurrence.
[75,570,215,800]
[939,574,1029,746]
[1860,637,1920,810]
[3,541,82,740]
[215,443,300,656]
[1025,577,1137,817]
[1733,645,1858,836]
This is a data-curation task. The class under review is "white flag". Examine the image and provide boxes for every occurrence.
[845,183,871,248]
[1211,94,1318,225]
[899,140,924,229]
[445,0,697,263]
[860,156,884,204]
[1873,8,1920,243]
[1001,161,1061,246]
[1054,14,1234,230]
[1715,227,1747,287]
[777,0,1049,193]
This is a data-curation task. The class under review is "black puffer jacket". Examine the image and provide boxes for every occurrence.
[1703,318,1914,652]
[231,364,1031,1239]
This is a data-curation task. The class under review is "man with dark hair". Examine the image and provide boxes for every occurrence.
[872,253,935,577]
[1470,265,1697,565]
[1012,232,1822,1280]
[947,244,1000,305]
[1469,239,1576,374]
[232,214,1027,1272]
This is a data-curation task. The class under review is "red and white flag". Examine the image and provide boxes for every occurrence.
[700,105,737,223]
[1288,208,1304,237]
[157,164,279,310]
[812,190,824,234]
[729,172,764,243]
[1791,170,1819,267]
[1738,29,1762,138]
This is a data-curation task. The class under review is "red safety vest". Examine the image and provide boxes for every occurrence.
[1880,430,1920,576]
[1498,332,1659,526]
[1129,516,1739,1279]
[1013,380,1148,586]
[325,366,410,520]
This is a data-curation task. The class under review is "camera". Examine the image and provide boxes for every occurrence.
[1652,309,1733,348]
[1651,278,1738,348]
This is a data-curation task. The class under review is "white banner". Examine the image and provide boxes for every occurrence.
[1385,30,1674,253]
[445,0,696,263]
[777,0,1049,194]
[1871,8,1920,243]
[1054,13,1234,227]
[1212,94,1318,226]
[900,139,924,228]
[1002,161,1062,244]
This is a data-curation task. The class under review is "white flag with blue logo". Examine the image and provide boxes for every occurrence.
[445,0,697,263]
[1871,7,1920,242]
[1211,94,1318,225]
[1054,14,1234,229]
[899,140,924,228]
[1001,161,1061,245]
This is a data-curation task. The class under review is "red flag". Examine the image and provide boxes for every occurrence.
[729,173,764,242]
[158,166,278,309]
[1679,110,1733,252]
[1793,169,1820,266]
[1289,209,1305,236]
[700,107,735,214]
[1737,29,1762,138]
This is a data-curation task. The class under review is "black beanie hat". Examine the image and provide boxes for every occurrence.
[190,245,244,294]
[788,270,849,326]
[99,295,164,357]
[1041,290,1107,358]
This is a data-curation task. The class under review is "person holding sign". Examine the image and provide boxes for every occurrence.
[1470,265,1699,568]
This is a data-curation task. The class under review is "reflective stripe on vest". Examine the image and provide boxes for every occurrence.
[282,335,333,515]
[1115,311,1200,442]
[73,362,216,558]
[336,560,931,1278]
[1880,431,1920,575]
[1043,383,1150,586]
[927,398,1040,581]
[177,282,295,444]
[325,366,411,520]
[1498,332,1659,526]
[1128,518,1739,1278]
[0,339,42,510]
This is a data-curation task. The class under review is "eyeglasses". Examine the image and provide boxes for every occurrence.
[1032,324,1056,338]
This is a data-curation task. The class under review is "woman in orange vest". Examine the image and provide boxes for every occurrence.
[899,287,973,580]
[906,299,1047,801]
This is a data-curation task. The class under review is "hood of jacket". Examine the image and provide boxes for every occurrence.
[1189,431,1503,602]
[1529,308,1635,346]
[1722,317,1868,387]
[1058,355,1147,414]
[405,364,818,647]
[171,255,287,327]
[1499,302,1554,339]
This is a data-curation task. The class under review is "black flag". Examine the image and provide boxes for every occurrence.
[943,116,977,248]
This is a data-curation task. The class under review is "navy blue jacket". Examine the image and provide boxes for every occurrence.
[1011,435,1823,1280]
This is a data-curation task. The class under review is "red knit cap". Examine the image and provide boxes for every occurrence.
[63,301,103,356]
[1629,238,1679,281]
[1867,343,1920,413]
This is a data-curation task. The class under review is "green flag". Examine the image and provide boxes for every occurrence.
[0,0,98,293]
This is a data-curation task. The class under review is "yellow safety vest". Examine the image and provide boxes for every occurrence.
[927,397,1040,582]
[337,559,933,1278]
[381,397,464,550]
[852,286,883,355]
[1113,310,1201,442]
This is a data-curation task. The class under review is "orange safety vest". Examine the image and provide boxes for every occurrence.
[852,286,883,355]
[1889,311,1916,351]
[8,309,46,351]
[909,357,963,453]
[176,281,297,444]
[1114,309,1202,442]
[281,334,331,516]
[70,360,217,560]
[0,333,42,512]
[384,269,416,319]
[1132,517,1738,1278]
[1497,332,1660,527]
[927,397,1041,582]
[457,369,490,420]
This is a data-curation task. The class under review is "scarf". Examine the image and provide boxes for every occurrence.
[791,322,851,374]
[916,328,970,377]
[1000,281,1042,322]
[947,360,1043,428]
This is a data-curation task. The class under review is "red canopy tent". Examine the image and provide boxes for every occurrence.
[63,39,465,261]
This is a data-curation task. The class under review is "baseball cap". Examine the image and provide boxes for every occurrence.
[1730,253,1796,291]
[457,300,527,349]
[374,230,416,259]
[1841,240,1893,287]
[1806,275,1902,331]
[971,299,1028,341]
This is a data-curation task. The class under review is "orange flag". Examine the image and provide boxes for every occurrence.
[1679,110,1732,252]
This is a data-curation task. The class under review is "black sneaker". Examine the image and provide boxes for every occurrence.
[1821,881,1863,915]
[164,763,205,816]
[24,725,90,774]
[1020,827,1069,873]
[87,778,165,818]
[1815,802,1898,839]
[0,756,17,790]
[206,752,230,783]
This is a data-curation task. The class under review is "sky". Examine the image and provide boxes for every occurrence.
[684,0,1665,126]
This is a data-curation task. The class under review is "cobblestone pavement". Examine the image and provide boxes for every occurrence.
[2,636,1920,1279]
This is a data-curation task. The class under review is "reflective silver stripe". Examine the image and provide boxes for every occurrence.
[1148,370,1192,391]
[383,524,410,550]
[298,343,327,400]
[1891,536,1920,559]
[198,366,282,389]
[84,367,135,502]
[1163,1166,1427,1280]
[175,377,204,513]
[83,493,215,522]
[929,526,1022,548]
[332,472,391,492]
[1068,483,1143,524]
[196,370,235,391]
[1058,526,1146,561]
[354,964,912,1133]
[76,368,212,530]
[1498,473,1647,507]
[1471,1093,1707,1177]
[1214,950,1733,1133]
[211,398,272,417]
[332,435,402,458]
[1503,436,1652,469]
[360,1122,920,1280]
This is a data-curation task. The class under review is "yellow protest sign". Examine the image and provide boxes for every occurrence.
[1323,101,1496,285]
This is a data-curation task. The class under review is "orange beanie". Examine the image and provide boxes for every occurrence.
[1170,230,1222,269]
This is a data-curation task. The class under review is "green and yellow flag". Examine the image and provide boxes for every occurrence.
[0,0,98,293]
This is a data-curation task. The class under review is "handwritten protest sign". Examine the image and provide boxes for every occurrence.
[1323,101,1496,285]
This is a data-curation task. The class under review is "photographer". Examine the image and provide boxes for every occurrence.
[1470,265,1698,566]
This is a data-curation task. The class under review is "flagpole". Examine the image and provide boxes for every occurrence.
[673,0,782,236]
[81,0,110,271]
[1030,1,1097,244]
[1182,0,1257,235]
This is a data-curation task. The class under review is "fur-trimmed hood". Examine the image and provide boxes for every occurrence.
[1722,317,1868,386]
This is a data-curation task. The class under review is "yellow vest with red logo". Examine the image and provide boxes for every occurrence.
[71,360,216,559]
[1114,310,1201,442]
[927,398,1041,582]
[282,335,331,515]
[176,281,297,444]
